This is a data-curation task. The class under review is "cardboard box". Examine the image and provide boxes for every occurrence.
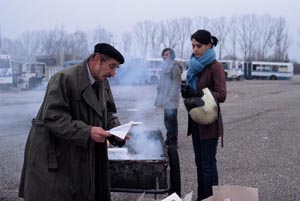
[203,186,258,201]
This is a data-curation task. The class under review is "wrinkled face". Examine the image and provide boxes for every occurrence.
[191,38,211,58]
[91,54,119,81]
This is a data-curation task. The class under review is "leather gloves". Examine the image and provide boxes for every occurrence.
[181,83,203,98]
[183,97,205,111]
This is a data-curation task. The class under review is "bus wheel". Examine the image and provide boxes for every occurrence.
[270,75,277,80]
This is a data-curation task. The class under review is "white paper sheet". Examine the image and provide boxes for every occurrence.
[108,121,142,139]
[161,193,182,201]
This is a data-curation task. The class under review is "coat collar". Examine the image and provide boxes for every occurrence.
[79,59,104,118]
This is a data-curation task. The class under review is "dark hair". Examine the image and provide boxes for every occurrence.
[161,48,176,60]
[191,29,218,47]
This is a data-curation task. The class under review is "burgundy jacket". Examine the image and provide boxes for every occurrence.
[187,61,226,144]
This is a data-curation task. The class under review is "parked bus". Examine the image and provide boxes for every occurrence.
[219,60,244,80]
[146,58,163,84]
[0,54,13,89]
[146,58,188,84]
[12,61,46,89]
[244,61,293,80]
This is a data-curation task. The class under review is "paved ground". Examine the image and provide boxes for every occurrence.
[1,75,300,200]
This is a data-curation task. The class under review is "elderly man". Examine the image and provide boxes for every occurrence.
[19,43,128,201]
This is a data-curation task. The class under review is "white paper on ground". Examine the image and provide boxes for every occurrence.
[182,192,193,201]
[161,193,182,201]
[136,192,193,201]
[108,121,142,139]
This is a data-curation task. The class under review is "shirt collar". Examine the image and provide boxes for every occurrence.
[87,63,96,85]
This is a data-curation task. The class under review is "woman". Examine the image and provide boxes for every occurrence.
[182,29,226,200]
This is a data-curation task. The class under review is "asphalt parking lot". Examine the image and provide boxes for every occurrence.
[1,75,300,200]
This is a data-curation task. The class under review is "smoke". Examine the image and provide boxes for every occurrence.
[108,126,165,160]
[112,80,164,130]
[108,63,167,160]
[127,127,165,159]
[109,58,148,85]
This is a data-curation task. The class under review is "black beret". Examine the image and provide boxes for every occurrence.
[94,43,125,64]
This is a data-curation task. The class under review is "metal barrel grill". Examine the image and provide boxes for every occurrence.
[108,129,171,194]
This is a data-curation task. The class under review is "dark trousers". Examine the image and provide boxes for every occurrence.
[164,109,181,196]
[164,109,178,146]
[191,127,218,200]
[95,143,110,201]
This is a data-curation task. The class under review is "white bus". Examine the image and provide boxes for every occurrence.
[146,58,163,84]
[12,61,46,89]
[146,58,188,84]
[219,60,244,80]
[0,54,13,89]
[245,61,293,80]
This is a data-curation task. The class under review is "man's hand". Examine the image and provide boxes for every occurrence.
[90,127,112,142]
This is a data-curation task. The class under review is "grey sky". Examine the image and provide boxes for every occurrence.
[1,0,299,60]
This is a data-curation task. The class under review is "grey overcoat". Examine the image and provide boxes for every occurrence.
[154,61,182,109]
[19,59,123,201]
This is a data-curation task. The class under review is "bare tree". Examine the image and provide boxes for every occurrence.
[255,15,274,60]
[176,17,193,58]
[42,26,67,65]
[0,26,2,53]
[92,26,112,45]
[65,30,88,60]
[20,31,46,58]
[133,21,152,57]
[298,28,300,49]
[273,17,290,61]
[148,22,162,58]
[192,16,211,33]
[120,32,133,57]
[161,19,180,50]
[225,16,239,60]
[238,14,260,61]
[211,17,228,60]
[0,37,27,60]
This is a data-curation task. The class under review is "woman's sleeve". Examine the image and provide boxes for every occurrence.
[211,63,227,103]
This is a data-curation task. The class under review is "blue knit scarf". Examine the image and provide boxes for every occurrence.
[186,48,216,90]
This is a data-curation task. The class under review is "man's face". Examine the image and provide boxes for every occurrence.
[92,55,120,81]
[162,50,171,61]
